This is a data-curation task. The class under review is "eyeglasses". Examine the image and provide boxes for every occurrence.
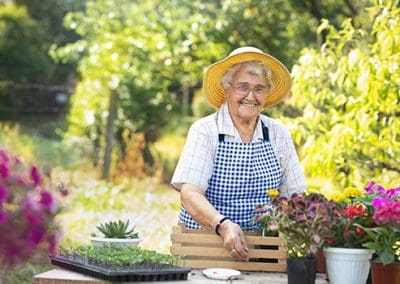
[229,83,268,96]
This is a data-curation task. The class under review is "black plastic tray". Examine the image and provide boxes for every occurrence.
[49,254,190,282]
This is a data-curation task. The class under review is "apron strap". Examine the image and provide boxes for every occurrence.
[218,120,270,142]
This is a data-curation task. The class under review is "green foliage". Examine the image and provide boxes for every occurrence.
[0,3,52,83]
[61,243,179,267]
[288,0,400,188]
[51,0,374,173]
[95,219,139,239]
[359,226,400,265]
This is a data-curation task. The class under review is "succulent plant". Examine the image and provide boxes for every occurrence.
[95,219,139,239]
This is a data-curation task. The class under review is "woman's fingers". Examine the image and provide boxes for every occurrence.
[220,222,249,261]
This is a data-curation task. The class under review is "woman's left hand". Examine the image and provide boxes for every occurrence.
[219,220,249,261]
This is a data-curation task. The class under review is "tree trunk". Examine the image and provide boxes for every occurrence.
[101,89,118,180]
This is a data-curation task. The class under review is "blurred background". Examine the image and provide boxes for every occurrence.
[0,0,399,281]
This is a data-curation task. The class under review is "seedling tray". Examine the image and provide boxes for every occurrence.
[49,254,191,282]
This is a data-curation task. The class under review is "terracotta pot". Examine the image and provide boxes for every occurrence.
[287,257,316,284]
[370,261,400,284]
[316,250,327,274]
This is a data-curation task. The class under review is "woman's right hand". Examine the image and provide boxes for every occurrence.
[219,220,249,261]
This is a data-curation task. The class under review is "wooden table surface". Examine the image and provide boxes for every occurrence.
[33,269,328,284]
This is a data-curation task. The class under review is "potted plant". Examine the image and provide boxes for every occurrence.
[356,181,400,284]
[0,148,66,281]
[256,191,337,284]
[49,243,190,281]
[90,219,142,247]
[323,185,376,284]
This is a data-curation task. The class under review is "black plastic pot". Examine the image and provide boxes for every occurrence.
[287,257,317,284]
[48,254,190,282]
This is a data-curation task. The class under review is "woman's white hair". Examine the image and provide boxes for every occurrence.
[220,60,274,91]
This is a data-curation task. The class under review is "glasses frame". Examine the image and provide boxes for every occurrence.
[228,82,269,97]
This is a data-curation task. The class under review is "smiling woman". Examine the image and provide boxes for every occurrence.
[171,46,307,262]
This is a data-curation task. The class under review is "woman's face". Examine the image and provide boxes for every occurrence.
[225,70,268,123]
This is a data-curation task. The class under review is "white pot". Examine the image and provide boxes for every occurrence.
[324,247,374,284]
[89,236,142,247]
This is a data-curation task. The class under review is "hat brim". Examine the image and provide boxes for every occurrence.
[203,51,292,109]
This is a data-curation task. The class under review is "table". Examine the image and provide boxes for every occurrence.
[33,269,328,284]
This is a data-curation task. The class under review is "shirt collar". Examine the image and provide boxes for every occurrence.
[216,102,264,141]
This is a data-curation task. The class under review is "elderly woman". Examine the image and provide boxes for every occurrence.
[171,47,306,261]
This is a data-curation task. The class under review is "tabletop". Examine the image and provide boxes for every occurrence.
[33,269,329,284]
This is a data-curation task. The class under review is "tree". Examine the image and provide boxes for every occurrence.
[288,0,400,189]
[0,4,52,83]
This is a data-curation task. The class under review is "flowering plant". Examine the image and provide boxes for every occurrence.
[0,148,66,267]
[356,181,400,265]
[325,186,374,248]
[256,191,338,259]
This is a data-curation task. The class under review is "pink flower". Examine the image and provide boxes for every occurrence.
[0,185,8,202]
[47,232,62,254]
[268,221,279,231]
[372,197,390,208]
[26,227,45,248]
[0,210,8,224]
[0,162,9,178]
[0,148,64,267]
[313,234,321,244]
[39,189,58,213]
[373,200,400,228]
[30,165,42,186]
[0,149,9,163]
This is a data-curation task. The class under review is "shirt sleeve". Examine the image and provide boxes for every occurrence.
[278,129,307,198]
[170,120,215,192]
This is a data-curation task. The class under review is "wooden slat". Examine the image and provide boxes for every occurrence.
[171,233,285,246]
[171,244,287,259]
[170,225,288,272]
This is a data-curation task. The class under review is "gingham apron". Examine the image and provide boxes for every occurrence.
[179,122,282,229]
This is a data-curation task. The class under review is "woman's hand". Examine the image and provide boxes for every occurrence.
[219,220,249,261]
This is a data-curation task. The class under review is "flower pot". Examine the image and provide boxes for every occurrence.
[89,236,142,247]
[316,249,327,274]
[324,247,374,284]
[370,261,400,284]
[286,257,316,284]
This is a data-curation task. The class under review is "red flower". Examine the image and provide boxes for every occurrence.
[343,204,366,218]
[355,226,364,236]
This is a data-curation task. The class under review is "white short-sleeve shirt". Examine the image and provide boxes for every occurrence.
[171,102,307,198]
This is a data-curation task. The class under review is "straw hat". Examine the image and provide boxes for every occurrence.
[203,46,292,109]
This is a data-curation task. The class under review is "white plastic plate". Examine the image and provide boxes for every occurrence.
[202,268,241,280]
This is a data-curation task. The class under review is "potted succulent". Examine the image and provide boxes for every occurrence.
[256,191,338,284]
[90,219,142,247]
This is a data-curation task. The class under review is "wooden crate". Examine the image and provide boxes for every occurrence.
[170,224,287,272]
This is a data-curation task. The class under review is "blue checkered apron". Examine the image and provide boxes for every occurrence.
[179,122,282,229]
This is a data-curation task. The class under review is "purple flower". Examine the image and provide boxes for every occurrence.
[0,185,8,202]
[0,149,64,267]
[307,210,316,218]
[386,187,400,198]
[0,149,10,163]
[372,197,391,208]
[39,189,58,213]
[30,165,41,186]
[22,194,46,225]
[0,162,9,178]
[0,210,8,224]
[26,227,45,248]
[365,181,386,195]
